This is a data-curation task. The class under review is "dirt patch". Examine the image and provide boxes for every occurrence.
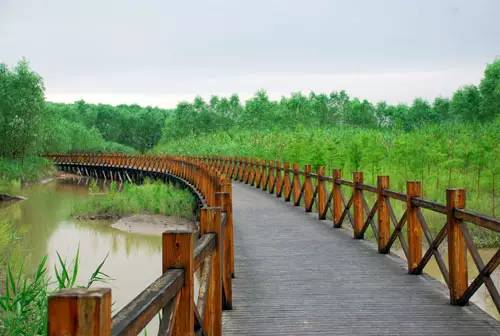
[111,214,196,235]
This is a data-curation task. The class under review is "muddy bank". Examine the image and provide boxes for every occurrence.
[111,214,196,235]
[0,194,26,202]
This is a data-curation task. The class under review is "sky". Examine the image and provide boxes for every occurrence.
[1,0,500,108]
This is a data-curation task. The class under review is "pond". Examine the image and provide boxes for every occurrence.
[0,177,164,332]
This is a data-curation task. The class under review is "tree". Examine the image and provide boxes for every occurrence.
[432,97,450,122]
[479,58,500,121]
[450,85,481,121]
[0,60,46,158]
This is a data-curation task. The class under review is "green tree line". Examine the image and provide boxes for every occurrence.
[1,60,171,160]
[161,59,500,140]
[0,60,171,185]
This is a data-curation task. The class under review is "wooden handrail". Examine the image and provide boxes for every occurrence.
[46,154,234,336]
[200,156,500,314]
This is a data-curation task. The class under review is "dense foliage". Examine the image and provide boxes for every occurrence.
[46,101,170,152]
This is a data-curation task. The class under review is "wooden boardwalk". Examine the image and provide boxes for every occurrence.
[222,182,499,335]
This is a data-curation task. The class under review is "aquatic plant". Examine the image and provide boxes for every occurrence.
[0,250,111,336]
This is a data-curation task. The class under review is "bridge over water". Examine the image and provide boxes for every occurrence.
[47,154,499,336]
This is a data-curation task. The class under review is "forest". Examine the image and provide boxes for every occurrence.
[1,58,499,216]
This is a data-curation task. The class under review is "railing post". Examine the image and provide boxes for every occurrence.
[238,158,244,182]
[447,188,468,305]
[255,160,262,188]
[275,161,283,197]
[284,162,291,202]
[268,161,275,194]
[215,191,232,311]
[407,181,422,274]
[333,169,343,228]
[377,176,390,253]
[163,229,194,336]
[261,161,268,191]
[200,207,222,336]
[304,164,313,212]
[317,166,326,219]
[48,288,112,336]
[292,163,301,206]
[353,172,364,239]
[222,177,235,279]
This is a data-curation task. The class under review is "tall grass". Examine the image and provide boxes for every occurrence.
[154,122,499,217]
[0,250,110,336]
[72,180,196,220]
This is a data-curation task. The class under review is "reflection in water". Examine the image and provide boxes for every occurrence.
[0,178,165,332]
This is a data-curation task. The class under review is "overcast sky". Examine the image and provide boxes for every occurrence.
[1,0,499,108]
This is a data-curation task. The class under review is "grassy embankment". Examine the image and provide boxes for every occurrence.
[72,180,196,220]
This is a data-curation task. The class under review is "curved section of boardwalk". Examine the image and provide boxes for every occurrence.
[223,182,499,335]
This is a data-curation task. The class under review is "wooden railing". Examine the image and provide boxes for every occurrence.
[46,154,234,336]
[200,156,500,313]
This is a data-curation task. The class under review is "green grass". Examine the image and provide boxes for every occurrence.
[73,180,196,220]
[0,250,110,336]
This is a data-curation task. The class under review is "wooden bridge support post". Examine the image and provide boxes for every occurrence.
[304,164,313,212]
[163,229,195,336]
[407,181,422,274]
[353,172,364,239]
[48,288,112,336]
[377,176,390,253]
[317,166,326,219]
[447,189,468,305]
[333,169,343,228]
[200,208,223,336]
[292,163,301,206]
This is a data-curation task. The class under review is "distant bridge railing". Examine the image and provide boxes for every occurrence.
[200,156,499,314]
[46,154,234,336]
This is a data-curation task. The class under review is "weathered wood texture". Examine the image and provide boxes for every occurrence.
[222,183,499,335]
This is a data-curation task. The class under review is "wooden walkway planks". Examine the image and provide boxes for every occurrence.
[222,182,499,335]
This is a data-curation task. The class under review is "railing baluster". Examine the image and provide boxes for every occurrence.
[407,181,422,274]
[200,207,222,336]
[333,169,343,228]
[378,176,390,253]
[447,189,468,305]
[163,229,194,336]
[304,164,313,212]
[353,172,364,239]
[317,166,326,219]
